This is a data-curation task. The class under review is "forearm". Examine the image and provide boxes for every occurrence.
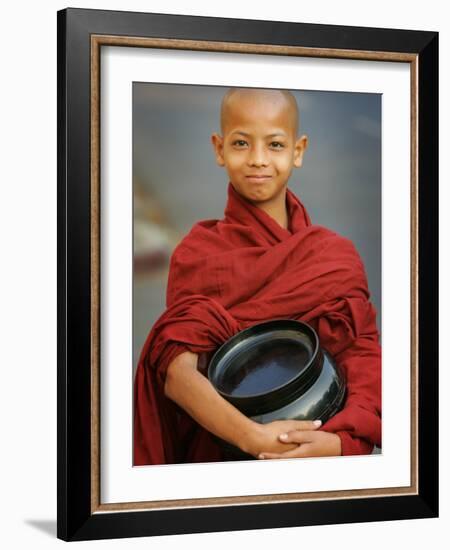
[164,351,260,455]
[323,335,381,449]
[338,336,381,411]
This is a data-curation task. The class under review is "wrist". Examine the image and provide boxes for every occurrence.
[237,419,264,457]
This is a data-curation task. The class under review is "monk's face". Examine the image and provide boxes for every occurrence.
[211,90,307,207]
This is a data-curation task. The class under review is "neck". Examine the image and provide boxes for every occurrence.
[254,190,289,230]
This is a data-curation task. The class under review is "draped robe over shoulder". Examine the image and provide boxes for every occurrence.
[134,183,382,465]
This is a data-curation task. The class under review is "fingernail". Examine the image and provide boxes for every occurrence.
[279,433,288,440]
[259,454,265,459]
[314,420,322,427]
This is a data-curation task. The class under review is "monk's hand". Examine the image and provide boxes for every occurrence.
[258,430,342,459]
[246,419,322,457]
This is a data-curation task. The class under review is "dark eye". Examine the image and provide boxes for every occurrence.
[233,139,248,147]
[270,141,284,149]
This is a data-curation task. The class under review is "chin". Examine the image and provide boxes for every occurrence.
[243,191,270,203]
[232,182,276,204]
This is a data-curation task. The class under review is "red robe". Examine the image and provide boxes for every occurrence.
[134,182,382,465]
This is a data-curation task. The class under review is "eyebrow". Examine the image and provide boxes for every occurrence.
[231,131,287,138]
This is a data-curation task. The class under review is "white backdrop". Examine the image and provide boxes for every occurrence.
[0,1,446,548]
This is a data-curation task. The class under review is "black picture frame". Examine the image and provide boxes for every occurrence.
[57,7,438,542]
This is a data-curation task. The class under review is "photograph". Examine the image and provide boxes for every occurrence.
[132,83,382,466]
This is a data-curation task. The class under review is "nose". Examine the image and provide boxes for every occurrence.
[247,143,269,167]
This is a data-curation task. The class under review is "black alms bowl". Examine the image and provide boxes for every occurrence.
[207,319,346,459]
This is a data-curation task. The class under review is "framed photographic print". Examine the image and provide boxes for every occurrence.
[57,7,438,541]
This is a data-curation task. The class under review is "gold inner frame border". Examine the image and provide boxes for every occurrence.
[89,34,419,514]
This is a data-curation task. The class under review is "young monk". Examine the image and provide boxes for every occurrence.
[133,87,381,465]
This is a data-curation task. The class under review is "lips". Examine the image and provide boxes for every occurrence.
[246,175,272,183]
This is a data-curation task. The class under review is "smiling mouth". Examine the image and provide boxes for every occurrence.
[246,175,272,182]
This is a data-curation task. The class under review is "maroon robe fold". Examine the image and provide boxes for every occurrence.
[134,182,382,465]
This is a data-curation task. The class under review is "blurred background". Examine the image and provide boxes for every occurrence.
[133,83,381,375]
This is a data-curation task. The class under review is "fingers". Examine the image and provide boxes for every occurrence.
[279,430,317,445]
[285,419,322,432]
[259,445,311,460]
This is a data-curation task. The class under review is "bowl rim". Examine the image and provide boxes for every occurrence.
[207,318,321,403]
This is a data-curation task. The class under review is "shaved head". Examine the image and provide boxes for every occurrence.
[220,88,299,137]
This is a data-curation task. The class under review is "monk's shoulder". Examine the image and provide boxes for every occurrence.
[310,224,363,259]
[170,218,221,261]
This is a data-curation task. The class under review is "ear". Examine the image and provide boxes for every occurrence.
[211,133,225,167]
[293,135,308,168]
